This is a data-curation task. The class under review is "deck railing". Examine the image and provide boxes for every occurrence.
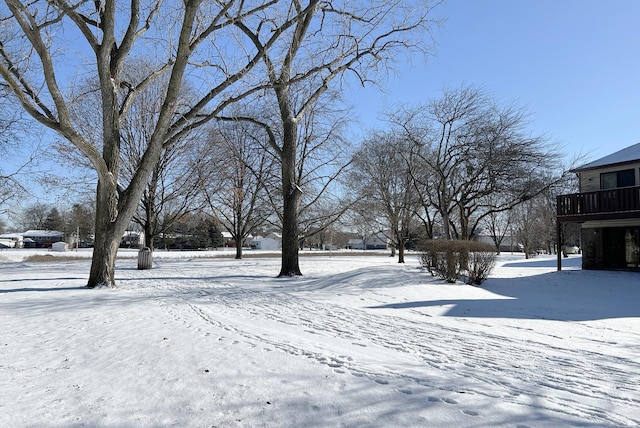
[557,185,640,221]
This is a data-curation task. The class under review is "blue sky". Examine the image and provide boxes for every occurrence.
[4,0,640,215]
[350,0,640,161]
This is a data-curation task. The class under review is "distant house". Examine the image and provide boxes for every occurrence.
[221,232,254,248]
[0,233,22,248]
[346,233,389,250]
[22,230,65,248]
[557,142,640,271]
[121,231,144,248]
[252,232,281,250]
[474,229,521,253]
[221,231,234,247]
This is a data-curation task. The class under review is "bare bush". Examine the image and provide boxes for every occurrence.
[419,240,496,285]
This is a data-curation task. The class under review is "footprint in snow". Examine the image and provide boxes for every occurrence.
[427,396,457,405]
[461,409,479,416]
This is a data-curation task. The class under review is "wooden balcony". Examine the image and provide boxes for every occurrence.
[557,185,640,222]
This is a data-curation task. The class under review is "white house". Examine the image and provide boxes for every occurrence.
[121,230,144,248]
[0,233,22,248]
[252,232,281,250]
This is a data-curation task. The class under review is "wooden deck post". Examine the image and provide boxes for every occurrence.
[557,220,562,271]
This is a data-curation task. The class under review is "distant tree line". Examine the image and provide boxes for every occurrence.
[8,84,577,261]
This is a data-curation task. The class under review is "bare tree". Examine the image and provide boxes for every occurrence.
[0,0,305,287]
[0,88,41,212]
[289,102,355,252]
[222,1,442,276]
[133,137,209,250]
[19,203,50,230]
[350,131,419,263]
[393,85,564,241]
[512,197,549,259]
[482,202,513,254]
[203,121,276,259]
[53,62,208,251]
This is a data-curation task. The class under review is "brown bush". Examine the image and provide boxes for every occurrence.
[419,240,496,285]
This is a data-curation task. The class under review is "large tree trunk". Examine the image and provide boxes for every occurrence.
[234,226,243,259]
[88,230,119,288]
[143,193,156,250]
[439,191,452,240]
[395,228,406,263]
[279,120,302,276]
[144,221,154,250]
[87,180,124,288]
[398,242,406,263]
[144,174,158,250]
[280,185,302,276]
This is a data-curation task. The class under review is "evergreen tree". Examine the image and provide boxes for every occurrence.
[43,208,64,231]
[66,204,95,244]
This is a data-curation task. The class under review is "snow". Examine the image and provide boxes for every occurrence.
[1,249,639,427]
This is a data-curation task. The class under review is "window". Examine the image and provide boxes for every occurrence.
[600,169,636,189]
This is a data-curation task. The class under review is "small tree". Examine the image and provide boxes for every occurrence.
[65,203,95,245]
[349,131,419,263]
[512,199,547,258]
[203,121,276,259]
[482,202,512,254]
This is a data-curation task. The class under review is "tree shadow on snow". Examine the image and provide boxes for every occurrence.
[369,269,640,321]
[0,285,87,293]
[502,256,582,269]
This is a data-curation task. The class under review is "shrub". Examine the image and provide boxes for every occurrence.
[419,240,496,285]
[467,248,496,285]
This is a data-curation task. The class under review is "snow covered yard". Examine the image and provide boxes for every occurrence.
[1,250,639,427]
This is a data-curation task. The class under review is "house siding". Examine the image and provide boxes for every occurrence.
[578,161,640,192]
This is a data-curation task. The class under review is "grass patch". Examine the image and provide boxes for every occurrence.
[24,254,88,262]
